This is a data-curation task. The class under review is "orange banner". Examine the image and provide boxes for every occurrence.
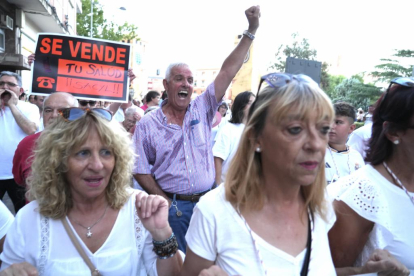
[56,76,123,97]
[57,59,124,81]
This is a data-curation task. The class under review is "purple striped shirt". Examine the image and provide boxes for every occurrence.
[133,83,219,194]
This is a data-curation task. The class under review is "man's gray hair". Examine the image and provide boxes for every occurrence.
[43,92,79,109]
[125,105,140,116]
[164,62,192,82]
[0,71,22,87]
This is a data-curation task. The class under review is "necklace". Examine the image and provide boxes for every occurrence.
[328,145,351,182]
[71,205,109,238]
[236,208,313,275]
[383,161,414,206]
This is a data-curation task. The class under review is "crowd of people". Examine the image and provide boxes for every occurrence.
[0,5,413,276]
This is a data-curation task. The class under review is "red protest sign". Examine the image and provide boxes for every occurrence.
[30,34,130,103]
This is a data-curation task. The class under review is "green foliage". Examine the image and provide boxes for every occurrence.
[324,74,346,99]
[354,121,364,130]
[331,78,382,110]
[76,0,139,42]
[371,49,414,84]
[269,33,317,72]
[269,32,330,92]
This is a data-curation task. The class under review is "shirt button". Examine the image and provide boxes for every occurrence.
[191,184,194,187]
[189,170,191,173]
[184,142,186,145]
[186,156,189,159]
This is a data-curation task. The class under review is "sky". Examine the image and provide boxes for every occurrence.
[98,0,414,79]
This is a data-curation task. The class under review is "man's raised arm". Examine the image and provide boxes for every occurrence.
[214,5,260,103]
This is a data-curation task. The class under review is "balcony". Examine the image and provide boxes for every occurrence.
[7,0,68,33]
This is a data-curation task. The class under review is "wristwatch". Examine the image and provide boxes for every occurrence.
[243,30,255,40]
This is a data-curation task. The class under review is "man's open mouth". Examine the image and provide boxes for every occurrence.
[178,91,188,98]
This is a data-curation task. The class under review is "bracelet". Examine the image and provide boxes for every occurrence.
[243,30,255,40]
[152,232,178,259]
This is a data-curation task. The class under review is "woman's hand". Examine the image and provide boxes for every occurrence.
[198,265,228,276]
[135,191,171,241]
[0,262,38,276]
[362,249,410,276]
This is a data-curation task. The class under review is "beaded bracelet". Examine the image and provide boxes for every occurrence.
[152,232,178,259]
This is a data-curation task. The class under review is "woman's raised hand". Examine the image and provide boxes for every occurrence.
[135,191,172,241]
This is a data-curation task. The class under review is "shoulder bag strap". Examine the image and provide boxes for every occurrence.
[61,218,101,276]
[300,211,312,276]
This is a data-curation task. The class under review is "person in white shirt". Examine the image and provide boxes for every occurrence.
[213,91,255,184]
[182,72,337,275]
[328,77,414,275]
[0,71,39,214]
[325,102,364,184]
[0,108,182,275]
[0,200,14,254]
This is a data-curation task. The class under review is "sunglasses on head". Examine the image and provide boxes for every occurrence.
[380,77,414,107]
[58,108,113,122]
[257,73,316,95]
[78,100,97,107]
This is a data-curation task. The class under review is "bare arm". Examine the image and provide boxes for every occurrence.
[3,90,38,135]
[214,157,223,185]
[329,200,374,267]
[134,174,171,205]
[108,102,121,114]
[214,6,260,103]
[180,247,215,276]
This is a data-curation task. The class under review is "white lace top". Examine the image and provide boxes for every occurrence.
[0,191,158,276]
[328,165,414,269]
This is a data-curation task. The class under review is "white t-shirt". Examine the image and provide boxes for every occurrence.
[186,185,337,275]
[328,165,414,269]
[212,123,245,183]
[0,101,39,179]
[325,146,365,185]
[0,191,158,276]
[347,123,372,160]
[210,117,229,147]
[0,200,14,239]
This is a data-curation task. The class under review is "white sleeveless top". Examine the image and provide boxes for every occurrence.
[0,191,158,276]
[328,165,414,269]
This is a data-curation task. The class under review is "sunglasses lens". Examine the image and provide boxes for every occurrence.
[79,100,97,106]
[62,108,86,121]
[59,108,112,122]
[92,109,113,121]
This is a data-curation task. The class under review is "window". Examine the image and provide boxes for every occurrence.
[0,29,5,53]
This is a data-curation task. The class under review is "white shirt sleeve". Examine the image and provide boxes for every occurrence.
[0,207,26,269]
[212,126,231,161]
[0,201,13,239]
[185,204,217,261]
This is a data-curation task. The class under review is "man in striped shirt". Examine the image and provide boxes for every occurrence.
[133,6,260,252]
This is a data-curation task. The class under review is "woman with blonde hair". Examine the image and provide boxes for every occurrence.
[181,73,337,275]
[0,108,182,275]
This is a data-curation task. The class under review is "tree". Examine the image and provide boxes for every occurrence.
[331,77,382,110]
[76,0,139,42]
[269,32,330,90]
[371,49,414,84]
[324,74,346,99]
[269,32,317,72]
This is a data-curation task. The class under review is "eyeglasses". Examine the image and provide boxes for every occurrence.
[58,108,113,122]
[78,100,97,107]
[380,77,414,107]
[0,81,19,88]
[257,73,316,95]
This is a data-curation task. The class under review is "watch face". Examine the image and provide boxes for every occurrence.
[244,49,250,63]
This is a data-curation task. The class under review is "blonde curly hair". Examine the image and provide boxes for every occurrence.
[27,110,134,219]
[225,77,334,220]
